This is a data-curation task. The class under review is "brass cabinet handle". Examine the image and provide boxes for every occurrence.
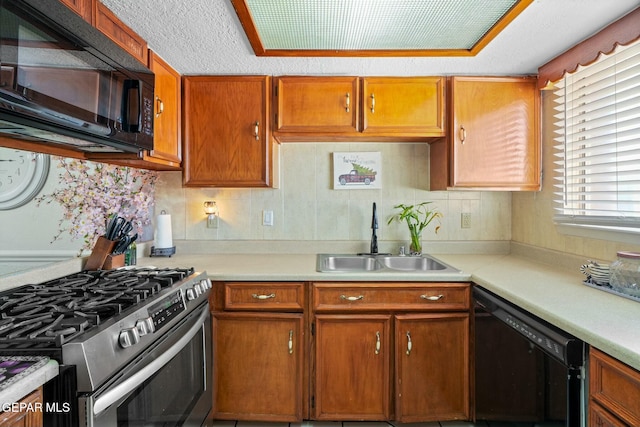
[370,93,375,113]
[254,121,260,140]
[420,294,444,301]
[251,293,276,300]
[406,331,412,355]
[155,96,164,116]
[375,331,381,355]
[288,330,293,354]
[345,93,350,112]
[460,126,466,144]
[340,295,364,302]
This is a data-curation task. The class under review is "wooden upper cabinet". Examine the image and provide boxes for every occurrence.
[430,76,540,191]
[59,0,92,22]
[362,77,445,137]
[146,51,181,167]
[274,76,360,136]
[183,75,273,187]
[94,1,148,64]
[273,76,445,142]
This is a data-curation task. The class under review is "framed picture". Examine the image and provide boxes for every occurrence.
[333,152,381,190]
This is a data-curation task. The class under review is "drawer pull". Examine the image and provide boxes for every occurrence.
[420,294,444,301]
[406,331,412,355]
[254,121,260,140]
[345,92,350,112]
[252,293,276,300]
[288,329,293,354]
[340,295,364,302]
[375,331,381,355]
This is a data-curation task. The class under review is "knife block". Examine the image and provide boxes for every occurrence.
[102,253,125,270]
[84,236,117,271]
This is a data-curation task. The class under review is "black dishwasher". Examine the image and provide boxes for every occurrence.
[474,286,586,427]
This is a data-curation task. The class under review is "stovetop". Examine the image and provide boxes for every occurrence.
[0,267,195,349]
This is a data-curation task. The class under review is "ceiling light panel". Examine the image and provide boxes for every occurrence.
[244,0,521,51]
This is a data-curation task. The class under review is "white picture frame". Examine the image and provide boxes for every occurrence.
[332,152,382,190]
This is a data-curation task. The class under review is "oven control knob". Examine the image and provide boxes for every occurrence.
[193,284,203,297]
[200,279,211,290]
[186,288,197,301]
[136,317,155,336]
[119,327,140,348]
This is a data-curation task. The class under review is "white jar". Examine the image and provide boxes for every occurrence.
[610,251,640,298]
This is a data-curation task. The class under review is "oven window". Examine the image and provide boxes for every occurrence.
[116,328,205,427]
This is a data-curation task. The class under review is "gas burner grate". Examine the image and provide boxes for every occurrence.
[0,267,196,348]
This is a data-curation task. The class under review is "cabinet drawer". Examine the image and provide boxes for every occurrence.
[224,282,305,311]
[590,348,640,426]
[312,283,470,312]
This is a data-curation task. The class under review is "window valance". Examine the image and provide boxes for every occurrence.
[537,7,640,90]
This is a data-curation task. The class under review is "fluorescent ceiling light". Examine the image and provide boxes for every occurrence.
[231,0,533,56]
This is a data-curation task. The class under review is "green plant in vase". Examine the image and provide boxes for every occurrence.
[387,202,442,255]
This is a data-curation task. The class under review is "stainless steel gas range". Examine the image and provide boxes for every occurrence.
[0,267,212,427]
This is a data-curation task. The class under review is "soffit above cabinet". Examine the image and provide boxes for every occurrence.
[230,0,533,57]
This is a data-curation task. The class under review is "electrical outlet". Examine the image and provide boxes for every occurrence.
[262,210,274,226]
[461,213,471,229]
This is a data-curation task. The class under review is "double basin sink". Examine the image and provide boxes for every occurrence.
[317,253,460,274]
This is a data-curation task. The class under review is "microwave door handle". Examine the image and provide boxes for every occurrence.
[122,79,142,132]
[92,306,208,416]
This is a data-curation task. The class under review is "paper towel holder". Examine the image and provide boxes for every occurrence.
[150,209,176,257]
[204,201,219,229]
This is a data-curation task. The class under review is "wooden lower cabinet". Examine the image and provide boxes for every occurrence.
[212,312,304,421]
[0,387,43,427]
[314,315,392,420]
[395,313,470,422]
[589,347,640,426]
[312,282,471,422]
[211,281,471,423]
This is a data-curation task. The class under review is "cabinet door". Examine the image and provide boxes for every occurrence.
[183,76,271,187]
[0,387,43,427]
[94,2,148,64]
[447,76,540,190]
[213,312,304,421]
[274,76,360,136]
[362,77,445,137]
[395,313,470,422]
[314,314,391,420]
[147,51,181,167]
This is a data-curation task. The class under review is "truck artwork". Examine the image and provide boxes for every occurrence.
[339,165,377,185]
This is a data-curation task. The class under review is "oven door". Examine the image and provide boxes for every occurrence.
[81,304,212,427]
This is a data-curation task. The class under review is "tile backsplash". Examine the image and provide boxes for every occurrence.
[155,142,511,253]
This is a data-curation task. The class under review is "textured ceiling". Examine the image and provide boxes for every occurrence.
[99,0,639,76]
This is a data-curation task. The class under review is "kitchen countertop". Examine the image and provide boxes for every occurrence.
[139,251,640,371]
[0,357,58,407]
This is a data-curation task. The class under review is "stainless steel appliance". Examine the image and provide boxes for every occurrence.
[0,267,212,427]
[0,0,154,153]
[474,286,585,427]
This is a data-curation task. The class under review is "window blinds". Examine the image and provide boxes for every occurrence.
[553,40,640,229]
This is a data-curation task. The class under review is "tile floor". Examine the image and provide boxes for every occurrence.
[212,421,563,427]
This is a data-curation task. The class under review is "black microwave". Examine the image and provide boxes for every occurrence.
[0,0,154,153]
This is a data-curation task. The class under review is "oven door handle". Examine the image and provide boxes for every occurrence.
[92,306,208,416]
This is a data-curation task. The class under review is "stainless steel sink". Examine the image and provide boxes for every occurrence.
[380,255,448,271]
[318,255,384,272]
[317,254,460,273]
